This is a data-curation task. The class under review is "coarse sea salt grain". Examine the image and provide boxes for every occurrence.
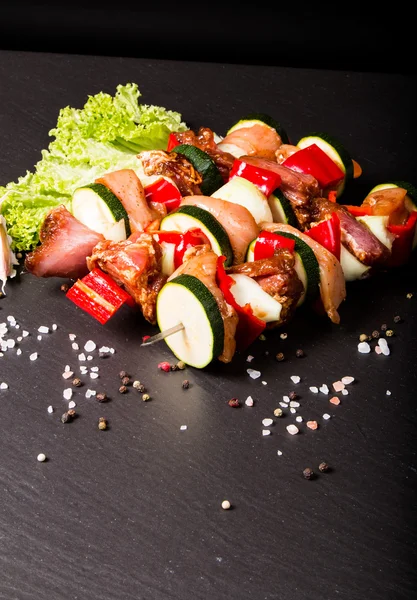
[247,368,261,379]
[38,326,49,334]
[68,400,76,409]
[72,343,79,350]
[309,386,319,394]
[16,349,22,356]
[69,334,76,341]
[319,384,329,395]
[279,402,288,408]
[290,407,297,414]
[85,389,96,398]
[262,429,271,436]
[277,450,283,456]
[386,390,391,396]
[246,355,254,362]
[378,338,390,356]
[29,352,38,361]
[6,339,15,348]
[180,425,187,431]
[358,341,371,353]
[295,416,303,423]
[341,376,354,385]
[90,366,99,372]
[289,401,300,408]
[62,371,74,379]
[87,355,93,361]
[262,418,273,427]
[286,424,299,435]
[245,396,254,407]
[333,380,345,392]
[84,340,96,353]
[37,335,42,341]
[283,395,290,402]
[341,389,349,396]
[80,366,88,374]
[323,413,331,420]
[78,353,86,361]
[290,375,301,384]
[52,324,57,331]
[47,406,54,413]
[262,381,268,385]
[330,396,340,405]
[63,388,73,400]
[90,372,99,379]
[17,337,22,342]
[22,330,29,338]
[0,382,8,390]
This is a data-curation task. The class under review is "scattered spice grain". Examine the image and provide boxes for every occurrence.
[72,378,82,387]
[228,398,240,407]
[275,352,285,362]
[182,380,190,389]
[302,467,315,480]
[393,315,402,324]
[142,393,151,401]
[119,370,129,379]
[118,385,127,394]
[318,462,330,472]
[295,349,305,358]
[121,376,131,386]
[96,393,108,403]
[98,417,107,430]
[221,500,231,510]
[385,329,394,337]
[273,408,283,417]
[60,283,69,292]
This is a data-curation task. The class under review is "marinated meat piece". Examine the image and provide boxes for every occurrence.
[275,144,300,164]
[362,187,409,225]
[227,251,303,326]
[174,127,236,182]
[260,222,346,324]
[168,245,238,363]
[311,197,391,266]
[87,232,165,324]
[25,205,104,279]
[218,123,283,161]
[139,150,203,196]
[240,156,321,229]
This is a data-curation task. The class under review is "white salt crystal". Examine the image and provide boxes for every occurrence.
[286,424,299,435]
[341,376,354,385]
[386,390,391,396]
[38,326,49,334]
[78,353,86,361]
[319,384,329,394]
[341,389,349,396]
[47,406,54,414]
[378,338,390,356]
[283,395,290,402]
[63,388,73,400]
[52,324,57,331]
[180,425,187,431]
[323,413,331,420]
[245,396,254,407]
[295,416,303,423]
[84,340,96,353]
[68,400,76,409]
[358,341,371,353]
[85,389,96,398]
[16,349,22,356]
[290,375,301,384]
[277,450,283,456]
[247,368,261,379]
[29,352,38,361]
[90,372,99,379]
[80,366,88,374]
[279,402,288,408]
[262,429,271,436]
[90,366,99,372]
[6,339,15,348]
[22,330,29,337]
[309,386,319,394]
[262,418,273,427]
[289,401,300,408]
[0,382,8,389]
[87,355,93,361]
[37,335,42,341]
[290,407,296,414]
[261,381,267,386]
[72,343,79,350]
[375,345,382,354]
[246,355,254,362]
[17,337,22,342]
[69,334,76,341]
[62,371,74,379]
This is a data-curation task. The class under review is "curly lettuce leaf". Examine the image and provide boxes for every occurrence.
[0,83,188,251]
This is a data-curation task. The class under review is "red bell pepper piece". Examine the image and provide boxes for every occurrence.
[167,132,180,152]
[328,190,337,203]
[66,268,135,324]
[343,204,372,217]
[174,228,211,269]
[229,159,282,196]
[144,178,181,212]
[387,210,417,267]
[282,144,345,190]
[305,213,341,261]
[216,255,266,350]
[154,231,183,246]
[253,231,296,261]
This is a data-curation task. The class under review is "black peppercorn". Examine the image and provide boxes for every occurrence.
[393,315,402,323]
[371,330,380,339]
[302,467,315,480]
[182,380,190,389]
[380,323,387,331]
[61,409,76,423]
[295,349,305,358]
[118,385,127,394]
[96,392,108,403]
[72,377,82,387]
[119,370,129,379]
[275,352,285,362]
[60,283,69,292]
[121,376,131,386]
[288,391,297,401]
[318,461,330,473]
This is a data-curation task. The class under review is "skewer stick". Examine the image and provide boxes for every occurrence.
[141,322,185,346]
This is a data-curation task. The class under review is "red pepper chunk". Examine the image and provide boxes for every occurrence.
[343,204,372,217]
[282,144,345,190]
[174,228,211,269]
[253,231,296,261]
[305,213,341,261]
[144,178,181,212]
[167,132,180,152]
[66,268,135,324]
[216,255,266,350]
[229,159,282,196]
[387,211,417,267]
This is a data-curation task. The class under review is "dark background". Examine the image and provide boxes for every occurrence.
[1,0,414,75]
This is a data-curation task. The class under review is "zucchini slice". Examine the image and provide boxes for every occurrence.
[170,144,224,195]
[72,183,130,240]
[267,188,298,227]
[212,176,273,225]
[368,181,417,212]
[272,231,320,305]
[160,205,233,266]
[156,274,224,368]
[296,132,353,196]
[226,113,290,145]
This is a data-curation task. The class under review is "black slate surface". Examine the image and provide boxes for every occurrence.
[0,51,416,600]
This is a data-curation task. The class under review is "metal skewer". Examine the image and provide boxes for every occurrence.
[141,322,185,346]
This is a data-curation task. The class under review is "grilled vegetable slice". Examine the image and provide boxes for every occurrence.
[227,273,282,323]
[227,113,290,144]
[160,205,233,266]
[212,176,273,225]
[170,144,223,195]
[72,183,130,240]
[296,132,353,196]
[156,274,224,368]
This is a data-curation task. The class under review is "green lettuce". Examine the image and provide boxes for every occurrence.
[0,83,188,251]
